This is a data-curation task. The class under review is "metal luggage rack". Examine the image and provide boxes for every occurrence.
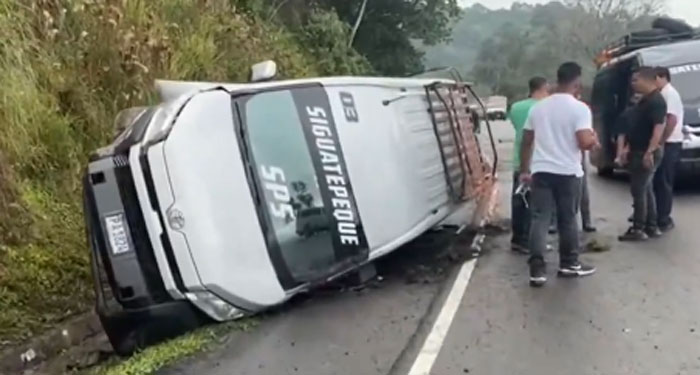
[598,30,700,62]
[424,82,498,204]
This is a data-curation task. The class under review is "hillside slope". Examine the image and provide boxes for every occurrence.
[0,0,370,347]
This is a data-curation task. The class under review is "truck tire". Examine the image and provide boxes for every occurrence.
[596,165,614,178]
[652,17,694,35]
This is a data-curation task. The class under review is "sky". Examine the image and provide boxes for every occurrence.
[458,0,700,26]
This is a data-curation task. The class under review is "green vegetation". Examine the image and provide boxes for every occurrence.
[421,0,665,100]
[320,0,461,75]
[0,0,370,346]
[90,319,259,375]
[0,0,463,351]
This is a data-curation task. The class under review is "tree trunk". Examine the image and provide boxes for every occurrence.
[348,0,369,47]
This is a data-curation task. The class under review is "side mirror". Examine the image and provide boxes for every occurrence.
[250,60,277,82]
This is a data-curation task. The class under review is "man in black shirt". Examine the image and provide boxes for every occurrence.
[617,67,666,241]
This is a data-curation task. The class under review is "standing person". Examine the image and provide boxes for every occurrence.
[519,62,599,287]
[509,77,549,254]
[617,67,666,241]
[653,66,683,232]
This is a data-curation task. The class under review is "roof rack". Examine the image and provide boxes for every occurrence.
[409,66,471,84]
[595,30,700,67]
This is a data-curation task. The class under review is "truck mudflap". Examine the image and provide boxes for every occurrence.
[425,82,500,228]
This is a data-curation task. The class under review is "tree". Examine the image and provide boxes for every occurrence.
[562,0,666,58]
[563,0,665,20]
[468,0,666,102]
[320,0,461,75]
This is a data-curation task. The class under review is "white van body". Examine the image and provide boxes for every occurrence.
[83,76,496,353]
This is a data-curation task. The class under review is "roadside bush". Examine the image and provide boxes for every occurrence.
[0,0,367,345]
[296,9,373,76]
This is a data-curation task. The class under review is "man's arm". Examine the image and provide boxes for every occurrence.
[647,124,665,154]
[576,129,598,150]
[575,104,598,151]
[615,134,628,165]
[647,95,668,154]
[661,113,678,143]
[519,129,534,174]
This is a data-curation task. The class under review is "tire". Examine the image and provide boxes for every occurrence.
[596,165,614,178]
[99,301,208,356]
[652,17,694,35]
[301,224,312,238]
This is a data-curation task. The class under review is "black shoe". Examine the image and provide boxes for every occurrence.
[529,263,547,287]
[659,221,675,232]
[511,243,530,255]
[628,215,633,223]
[583,225,597,233]
[558,262,596,278]
[645,227,662,238]
[548,226,558,235]
[619,227,648,242]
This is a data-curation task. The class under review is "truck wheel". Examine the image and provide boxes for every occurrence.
[597,166,614,178]
[302,225,312,238]
[652,17,693,35]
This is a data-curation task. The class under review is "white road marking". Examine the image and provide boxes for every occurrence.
[408,259,477,375]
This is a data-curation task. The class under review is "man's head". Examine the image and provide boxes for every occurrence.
[528,76,549,99]
[631,66,658,95]
[655,66,671,88]
[557,62,583,95]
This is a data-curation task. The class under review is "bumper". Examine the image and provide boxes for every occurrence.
[83,153,205,355]
[678,149,700,175]
[97,300,205,356]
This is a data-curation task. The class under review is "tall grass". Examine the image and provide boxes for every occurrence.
[0,0,370,345]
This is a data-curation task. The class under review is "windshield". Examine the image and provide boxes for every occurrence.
[669,64,700,107]
[238,86,367,286]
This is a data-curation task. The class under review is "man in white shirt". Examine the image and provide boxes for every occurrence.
[520,62,599,287]
[653,67,684,232]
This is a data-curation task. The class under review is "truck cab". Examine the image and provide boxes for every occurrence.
[591,27,700,176]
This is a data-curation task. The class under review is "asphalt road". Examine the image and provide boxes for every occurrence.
[163,121,700,375]
[428,122,700,375]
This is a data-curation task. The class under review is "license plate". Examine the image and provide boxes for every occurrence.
[104,213,131,255]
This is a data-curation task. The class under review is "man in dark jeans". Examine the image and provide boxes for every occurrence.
[654,67,684,232]
[509,77,549,254]
[520,62,599,287]
[617,67,667,241]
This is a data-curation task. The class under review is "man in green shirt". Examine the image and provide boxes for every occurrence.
[509,76,549,254]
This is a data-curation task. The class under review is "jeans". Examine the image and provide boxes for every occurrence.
[654,142,681,227]
[629,149,663,229]
[550,165,591,229]
[579,165,592,227]
[528,173,581,267]
[511,171,531,247]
